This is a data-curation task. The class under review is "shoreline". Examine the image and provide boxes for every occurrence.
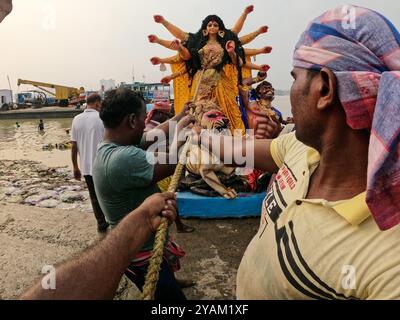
[0,107,83,120]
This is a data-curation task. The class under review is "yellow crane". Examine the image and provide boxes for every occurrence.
[17,79,85,107]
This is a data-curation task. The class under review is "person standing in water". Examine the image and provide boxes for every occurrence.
[38,119,44,132]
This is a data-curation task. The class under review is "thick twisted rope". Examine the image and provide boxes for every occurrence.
[141,70,205,300]
[141,140,191,300]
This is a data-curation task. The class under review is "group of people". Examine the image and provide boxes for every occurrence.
[14,120,44,131]
[2,0,399,300]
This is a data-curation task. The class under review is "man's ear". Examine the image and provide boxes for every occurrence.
[317,67,338,111]
[128,114,136,129]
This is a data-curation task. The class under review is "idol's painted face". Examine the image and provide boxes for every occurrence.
[207,21,220,35]
[258,84,275,101]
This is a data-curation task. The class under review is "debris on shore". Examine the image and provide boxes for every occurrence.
[0,160,92,212]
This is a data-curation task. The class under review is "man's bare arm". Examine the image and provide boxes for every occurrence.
[199,133,279,173]
[141,105,193,150]
[152,161,177,183]
[20,193,177,300]
[71,141,81,181]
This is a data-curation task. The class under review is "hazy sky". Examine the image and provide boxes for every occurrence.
[0,0,399,93]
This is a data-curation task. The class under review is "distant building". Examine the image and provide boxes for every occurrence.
[0,89,13,110]
[121,82,170,103]
[0,89,12,105]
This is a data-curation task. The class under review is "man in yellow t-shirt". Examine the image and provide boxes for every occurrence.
[236,132,400,300]
[198,5,400,300]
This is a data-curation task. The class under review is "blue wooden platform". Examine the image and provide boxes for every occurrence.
[177,192,265,219]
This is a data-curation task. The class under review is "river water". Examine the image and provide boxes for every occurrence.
[0,118,73,168]
[0,96,292,168]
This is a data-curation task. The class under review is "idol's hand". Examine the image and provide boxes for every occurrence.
[170,39,181,51]
[153,15,165,24]
[150,57,161,65]
[245,5,254,14]
[226,40,236,54]
[148,34,159,43]
[261,46,273,54]
[161,75,172,84]
[257,72,268,82]
[260,65,270,72]
[258,26,269,34]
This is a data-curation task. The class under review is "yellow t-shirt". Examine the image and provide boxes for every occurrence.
[236,132,400,300]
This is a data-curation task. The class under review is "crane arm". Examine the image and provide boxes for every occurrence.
[34,86,56,97]
[17,79,77,90]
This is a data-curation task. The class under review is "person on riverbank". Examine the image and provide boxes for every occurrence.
[93,88,195,300]
[71,93,109,233]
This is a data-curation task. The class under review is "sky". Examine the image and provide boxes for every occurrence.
[0,0,399,94]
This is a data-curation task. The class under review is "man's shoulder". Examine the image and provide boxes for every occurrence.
[75,109,100,119]
[285,132,315,157]
[275,131,300,149]
[94,142,154,190]
[272,132,317,167]
[97,141,120,155]
[97,142,146,159]
[72,112,86,124]
[85,109,100,116]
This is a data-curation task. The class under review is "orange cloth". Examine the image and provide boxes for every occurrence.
[171,62,191,115]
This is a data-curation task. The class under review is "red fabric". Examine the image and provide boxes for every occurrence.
[247,169,264,192]
[131,237,185,272]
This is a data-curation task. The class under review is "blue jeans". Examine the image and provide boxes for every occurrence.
[125,260,186,301]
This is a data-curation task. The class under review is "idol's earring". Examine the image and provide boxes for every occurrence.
[203,29,209,37]
[218,30,225,38]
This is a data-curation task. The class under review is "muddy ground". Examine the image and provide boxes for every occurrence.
[0,160,259,300]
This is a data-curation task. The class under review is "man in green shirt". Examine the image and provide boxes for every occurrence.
[93,88,193,300]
